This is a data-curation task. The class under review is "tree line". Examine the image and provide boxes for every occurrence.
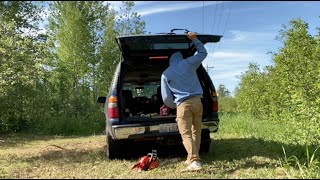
[218,18,319,145]
[1,2,319,142]
[0,1,145,135]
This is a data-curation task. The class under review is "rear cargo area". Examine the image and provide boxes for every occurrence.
[119,61,174,121]
[119,60,214,123]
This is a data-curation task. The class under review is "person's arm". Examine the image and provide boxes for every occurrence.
[160,74,176,109]
[185,32,208,67]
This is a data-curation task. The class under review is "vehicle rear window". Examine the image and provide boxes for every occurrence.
[123,82,160,97]
[153,43,189,50]
[125,42,190,51]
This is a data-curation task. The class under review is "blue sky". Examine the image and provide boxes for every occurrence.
[40,1,320,95]
[106,1,320,95]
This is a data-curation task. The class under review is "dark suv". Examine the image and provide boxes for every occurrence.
[97,30,222,159]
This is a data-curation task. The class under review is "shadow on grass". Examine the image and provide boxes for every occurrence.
[210,137,317,161]
[21,146,108,165]
[202,137,319,173]
[0,133,104,148]
[6,135,319,172]
[113,137,318,171]
[20,143,187,164]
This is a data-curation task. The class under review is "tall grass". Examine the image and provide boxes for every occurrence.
[281,145,319,178]
[27,114,105,136]
[218,113,320,178]
[218,113,285,141]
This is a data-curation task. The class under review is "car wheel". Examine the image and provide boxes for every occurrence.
[107,135,132,159]
[199,129,211,154]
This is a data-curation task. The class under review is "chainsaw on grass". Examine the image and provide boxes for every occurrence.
[131,150,160,172]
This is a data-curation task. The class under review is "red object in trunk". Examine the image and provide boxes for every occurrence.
[160,104,171,116]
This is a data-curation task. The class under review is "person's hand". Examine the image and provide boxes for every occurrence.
[186,31,197,41]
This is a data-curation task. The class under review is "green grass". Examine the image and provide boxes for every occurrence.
[0,113,319,178]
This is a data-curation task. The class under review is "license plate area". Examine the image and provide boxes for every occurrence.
[159,123,179,133]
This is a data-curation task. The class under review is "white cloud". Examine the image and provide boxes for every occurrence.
[210,70,243,80]
[203,49,264,67]
[231,7,267,13]
[209,51,255,60]
[229,30,277,43]
[203,51,252,82]
[137,1,224,16]
[105,1,226,17]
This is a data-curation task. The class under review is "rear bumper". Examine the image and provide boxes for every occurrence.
[202,121,219,132]
[111,121,219,140]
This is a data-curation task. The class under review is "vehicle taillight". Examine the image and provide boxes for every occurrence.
[107,96,119,118]
[212,91,218,112]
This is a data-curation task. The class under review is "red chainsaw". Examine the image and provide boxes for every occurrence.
[131,150,160,172]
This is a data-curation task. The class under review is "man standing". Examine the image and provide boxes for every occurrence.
[160,31,207,171]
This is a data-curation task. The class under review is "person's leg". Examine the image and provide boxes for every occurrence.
[190,97,203,155]
[176,98,200,163]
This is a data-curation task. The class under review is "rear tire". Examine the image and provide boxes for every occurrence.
[199,129,211,154]
[107,135,132,159]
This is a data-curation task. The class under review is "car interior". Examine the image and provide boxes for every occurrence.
[120,61,177,119]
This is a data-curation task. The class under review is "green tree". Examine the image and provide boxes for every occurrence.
[97,1,146,96]
[272,19,318,119]
[44,1,110,134]
[217,84,230,98]
[235,18,320,144]
[115,1,146,36]
[96,9,119,97]
[269,18,320,144]
[42,1,145,135]
[0,1,47,133]
[0,1,146,135]
[235,63,265,116]
[216,84,237,113]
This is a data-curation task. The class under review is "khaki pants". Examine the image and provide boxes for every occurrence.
[176,96,203,162]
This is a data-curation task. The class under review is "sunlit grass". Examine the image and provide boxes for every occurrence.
[0,114,319,178]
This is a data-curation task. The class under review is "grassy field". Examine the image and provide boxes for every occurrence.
[1,114,319,178]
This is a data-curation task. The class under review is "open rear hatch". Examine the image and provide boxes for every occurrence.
[117,30,222,124]
[116,30,222,61]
